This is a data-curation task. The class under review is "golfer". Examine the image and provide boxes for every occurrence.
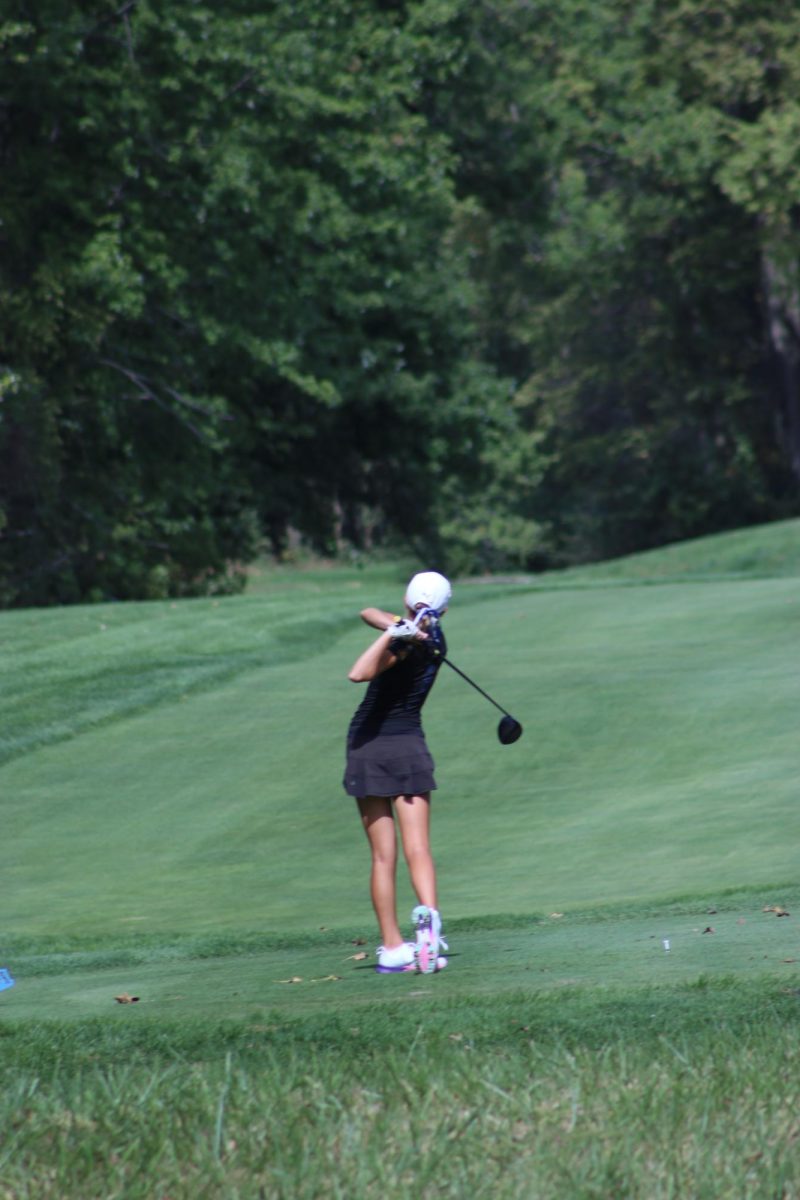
[344,571,451,974]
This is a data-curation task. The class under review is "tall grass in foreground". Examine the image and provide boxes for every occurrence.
[3,981,800,1199]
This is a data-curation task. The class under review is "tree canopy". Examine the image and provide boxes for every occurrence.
[2,0,799,604]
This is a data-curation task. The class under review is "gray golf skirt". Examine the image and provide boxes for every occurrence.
[343,731,437,798]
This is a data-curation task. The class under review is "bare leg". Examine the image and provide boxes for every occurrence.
[357,796,404,948]
[394,792,437,910]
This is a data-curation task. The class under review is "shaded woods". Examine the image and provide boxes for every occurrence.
[2,0,798,604]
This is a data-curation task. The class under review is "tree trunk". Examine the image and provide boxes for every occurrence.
[761,236,800,479]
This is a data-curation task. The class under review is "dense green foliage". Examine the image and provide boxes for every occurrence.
[427,0,800,562]
[2,1,800,603]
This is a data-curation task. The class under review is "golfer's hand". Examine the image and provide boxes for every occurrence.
[387,619,426,642]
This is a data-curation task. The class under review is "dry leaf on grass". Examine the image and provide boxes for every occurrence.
[114,993,140,1004]
[277,976,304,984]
[763,906,790,917]
[346,952,368,962]
[702,926,715,934]
[311,975,341,983]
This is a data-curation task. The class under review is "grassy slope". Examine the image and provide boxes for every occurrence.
[544,515,800,583]
[3,521,800,1198]
[3,529,799,945]
[1,518,798,1016]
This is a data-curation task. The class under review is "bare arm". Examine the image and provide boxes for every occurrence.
[349,604,432,681]
[359,607,399,631]
[348,630,398,682]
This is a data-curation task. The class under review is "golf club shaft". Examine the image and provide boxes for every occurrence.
[440,656,512,717]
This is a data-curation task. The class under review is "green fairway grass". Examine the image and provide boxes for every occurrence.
[4,557,799,936]
[540,515,800,584]
[3,520,800,1198]
[3,890,799,1024]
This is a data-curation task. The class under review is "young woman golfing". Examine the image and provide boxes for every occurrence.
[344,571,451,974]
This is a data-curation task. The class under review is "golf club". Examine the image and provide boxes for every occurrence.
[438,654,523,745]
[414,606,523,744]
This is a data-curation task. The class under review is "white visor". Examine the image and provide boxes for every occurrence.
[405,571,452,614]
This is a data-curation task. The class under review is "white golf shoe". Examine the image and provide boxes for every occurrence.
[375,942,417,974]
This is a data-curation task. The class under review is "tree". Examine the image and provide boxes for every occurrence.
[1,4,257,604]
[431,0,800,564]
[0,0,509,603]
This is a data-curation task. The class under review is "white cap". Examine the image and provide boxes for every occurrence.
[405,571,451,614]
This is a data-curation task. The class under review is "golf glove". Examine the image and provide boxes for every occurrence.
[386,618,419,641]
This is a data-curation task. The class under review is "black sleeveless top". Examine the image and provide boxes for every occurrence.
[347,626,447,743]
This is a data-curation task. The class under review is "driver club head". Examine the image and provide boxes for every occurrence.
[498,715,523,745]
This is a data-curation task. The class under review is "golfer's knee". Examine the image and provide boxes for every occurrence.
[372,849,397,871]
[404,843,433,870]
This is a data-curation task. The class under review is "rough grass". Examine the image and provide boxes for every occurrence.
[3,979,800,1199]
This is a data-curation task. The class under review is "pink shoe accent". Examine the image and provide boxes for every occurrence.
[413,906,439,975]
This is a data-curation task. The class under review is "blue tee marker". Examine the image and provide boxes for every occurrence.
[0,968,15,991]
